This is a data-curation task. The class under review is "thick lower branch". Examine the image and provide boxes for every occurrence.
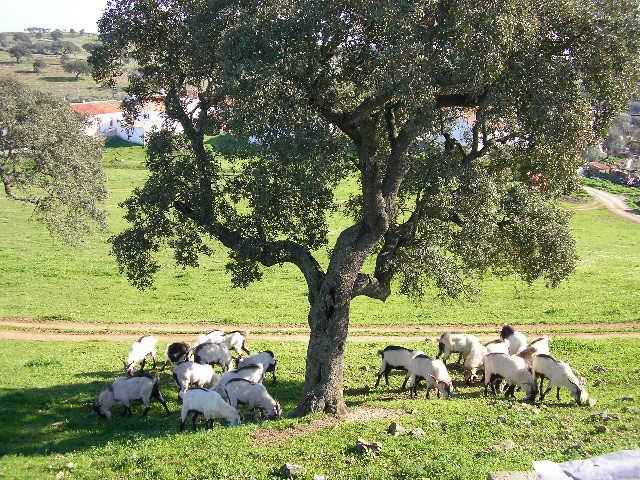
[173,201,325,301]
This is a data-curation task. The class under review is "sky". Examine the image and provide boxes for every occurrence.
[1,0,108,34]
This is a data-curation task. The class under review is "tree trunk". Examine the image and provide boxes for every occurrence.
[293,224,382,416]
[292,297,350,416]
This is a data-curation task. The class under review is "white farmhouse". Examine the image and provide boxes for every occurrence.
[71,99,183,145]
[71,101,123,138]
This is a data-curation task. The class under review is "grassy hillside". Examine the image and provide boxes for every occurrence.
[0,31,127,101]
[0,139,639,327]
[0,338,638,479]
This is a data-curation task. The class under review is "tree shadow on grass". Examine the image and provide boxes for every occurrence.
[42,76,78,82]
[0,377,305,457]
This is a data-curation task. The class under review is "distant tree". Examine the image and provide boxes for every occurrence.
[79,29,86,35]
[69,28,76,34]
[59,41,81,55]
[35,32,43,39]
[93,0,640,415]
[8,45,31,63]
[51,29,63,41]
[13,32,31,44]
[0,33,9,49]
[63,59,91,79]
[82,42,101,54]
[32,59,46,73]
[0,79,107,242]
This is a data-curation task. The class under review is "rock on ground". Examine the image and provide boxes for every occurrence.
[279,464,305,478]
[355,438,382,456]
[387,422,406,436]
[487,472,537,480]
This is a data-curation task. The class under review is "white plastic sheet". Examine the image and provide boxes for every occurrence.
[534,450,640,480]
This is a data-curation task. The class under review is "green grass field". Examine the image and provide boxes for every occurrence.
[0,338,638,480]
[0,139,639,328]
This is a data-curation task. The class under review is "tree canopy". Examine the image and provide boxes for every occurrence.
[8,44,31,63]
[63,58,92,79]
[0,79,107,242]
[92,0,640,414]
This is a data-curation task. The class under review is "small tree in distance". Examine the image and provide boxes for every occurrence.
[92,0,640,416]
[32,59,46,73]
[51,29,63,41]
[63,59,91,79]
[8,45,31,63]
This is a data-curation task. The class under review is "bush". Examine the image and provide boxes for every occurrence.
[32,59,46,73]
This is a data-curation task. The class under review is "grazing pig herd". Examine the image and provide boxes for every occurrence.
[92,330,281,430]
[376,324,590,405]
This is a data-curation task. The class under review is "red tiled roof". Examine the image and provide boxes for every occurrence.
[589,161,613,170]
[71,101,122,116]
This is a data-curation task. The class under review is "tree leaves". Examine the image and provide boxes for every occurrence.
[0,79,107,244]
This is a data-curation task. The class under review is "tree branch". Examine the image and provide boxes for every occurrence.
[173,201,325,302]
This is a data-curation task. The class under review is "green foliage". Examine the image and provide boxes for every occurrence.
[50,29,63,41]
[0,78,107,242]
[91,0,640,304]
[0,338,639,479]
[32,59,46,73]
[12,32,31,44]
[8,44,31,63]
[62,58,91,79]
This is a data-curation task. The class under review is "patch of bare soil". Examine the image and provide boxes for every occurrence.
[252,406,403,446]
[1,317,638,334]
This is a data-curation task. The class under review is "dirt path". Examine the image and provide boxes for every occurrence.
[1,319,639,343]
[1,317,638,334]
[584,186,640,224]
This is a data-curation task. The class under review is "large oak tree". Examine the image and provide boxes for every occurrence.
[0,79,107,242]
[91,0,640,415]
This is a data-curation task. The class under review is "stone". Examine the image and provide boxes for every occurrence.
[427,419,439,426]
[563,443,582,455]
[594,425,608,434]
[313,475,326,480]
[55,472,65,480]
[494,440,516,452]
[279,464,305,478]
[531,408,541,415]
[355,438,382,456]
[591,409,611,422]
[592,365,607,374]
[587,398,598,407]
[410,428,425,437]
[65,463,74,470]
[387,422,406,436]
[620,395,635,402]
[487,472,537,480]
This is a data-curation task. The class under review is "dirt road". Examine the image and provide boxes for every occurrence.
[584,186,640,224]
[1,318,638,342]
